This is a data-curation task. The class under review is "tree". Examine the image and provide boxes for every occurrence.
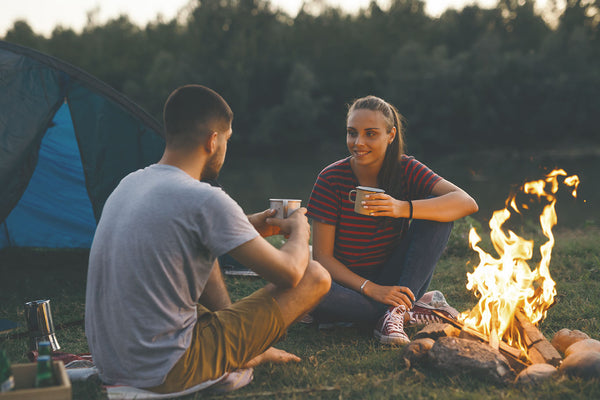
[3,20,43,49]
[254,62,330,153]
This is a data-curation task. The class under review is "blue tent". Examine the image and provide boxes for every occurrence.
[0,41,165,249]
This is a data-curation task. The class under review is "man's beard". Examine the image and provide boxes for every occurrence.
[202,151,223,180]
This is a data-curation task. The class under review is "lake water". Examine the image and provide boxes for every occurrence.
[218,148,599,230]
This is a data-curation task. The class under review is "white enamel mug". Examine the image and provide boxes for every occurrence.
[269,199,302,218]
[348,186,385,215]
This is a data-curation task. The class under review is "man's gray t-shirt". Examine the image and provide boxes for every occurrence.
[85,164,259,388]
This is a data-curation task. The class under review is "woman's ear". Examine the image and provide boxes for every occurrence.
[388,126,397,144]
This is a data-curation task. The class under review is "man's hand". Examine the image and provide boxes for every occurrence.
[243,347,301,368]
[268,208,310,241]
[248,209,281,237]
[231,207,311,288]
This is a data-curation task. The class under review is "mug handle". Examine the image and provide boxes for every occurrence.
[348,189,357,202]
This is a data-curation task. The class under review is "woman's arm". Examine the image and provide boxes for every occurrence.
[413,179,479,221]
[311,220,365,290]
[364,179,478,222]
[312,220,414,308]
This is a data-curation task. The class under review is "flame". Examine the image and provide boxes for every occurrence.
[459,169,580,358]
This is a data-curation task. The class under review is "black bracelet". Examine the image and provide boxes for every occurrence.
[408,199,413,219]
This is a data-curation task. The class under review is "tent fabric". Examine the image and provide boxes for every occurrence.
[1,103,96,248]
[0,40,165,249]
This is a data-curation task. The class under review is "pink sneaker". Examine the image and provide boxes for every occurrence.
[407,290,459,327]
[374,305,410,345]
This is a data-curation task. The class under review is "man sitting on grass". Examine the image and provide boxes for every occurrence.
[85,84,331,395]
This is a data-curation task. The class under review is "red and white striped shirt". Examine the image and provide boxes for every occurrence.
[307,155,441,272]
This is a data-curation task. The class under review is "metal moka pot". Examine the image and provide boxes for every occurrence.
[24,299,60,352]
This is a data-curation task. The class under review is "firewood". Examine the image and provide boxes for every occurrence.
[432,310,527,370]
[429,337,517,384]
[458,325,524,360]
[413,323,460,340]
[514,309,562,366]
[514,309,545,346]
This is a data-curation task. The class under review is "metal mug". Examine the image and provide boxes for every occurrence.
[24,299,60,352]
[269,199,302,219]
[348,186,385,215]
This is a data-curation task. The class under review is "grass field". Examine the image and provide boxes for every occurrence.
[1,220,599,399]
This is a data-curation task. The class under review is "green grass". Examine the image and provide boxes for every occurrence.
[1,223,599,399]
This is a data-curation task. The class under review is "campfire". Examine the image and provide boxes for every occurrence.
[402,170,600,384]
[459,169,579,361]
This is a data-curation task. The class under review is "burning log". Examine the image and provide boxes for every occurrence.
[431,308,562,371]
[432,310,529,372]
[413,322,460,341]
[428,337,516,385]
[514,309,562,367]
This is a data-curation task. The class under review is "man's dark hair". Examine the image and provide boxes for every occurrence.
[163,85,233,147]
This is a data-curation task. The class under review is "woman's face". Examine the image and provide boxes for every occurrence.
[346,109,395,168]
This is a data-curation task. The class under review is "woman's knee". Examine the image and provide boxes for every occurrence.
[410,219,453,243]
[412,218,453,231]
[305,260,331,296]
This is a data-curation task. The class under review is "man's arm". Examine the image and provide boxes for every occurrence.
[198,260,231,311]
[229,208,311,288]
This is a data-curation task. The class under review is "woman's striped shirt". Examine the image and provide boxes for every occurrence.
[307,155,442,272]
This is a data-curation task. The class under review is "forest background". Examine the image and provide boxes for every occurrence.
[2,0,599,225]
[2,4,599,396]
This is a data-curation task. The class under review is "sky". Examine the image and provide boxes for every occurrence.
[0,0,500,38]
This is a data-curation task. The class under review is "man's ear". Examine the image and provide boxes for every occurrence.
[205,131,218,154]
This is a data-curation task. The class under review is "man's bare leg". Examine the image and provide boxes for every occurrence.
[202,259,330,367]
[244,260,330,367]
[266,259,331,328]
[205,258,330,328]
[199,260,300,368]
[243,347,301,368]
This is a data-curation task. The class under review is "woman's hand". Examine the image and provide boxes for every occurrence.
[362,281,415,309]
[362,193,410,218]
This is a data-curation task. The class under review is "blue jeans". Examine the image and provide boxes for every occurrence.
[311,219,453,325]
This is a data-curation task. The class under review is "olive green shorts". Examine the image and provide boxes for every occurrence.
[150,288,286,394]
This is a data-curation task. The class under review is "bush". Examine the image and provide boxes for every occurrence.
[445,215,482,257]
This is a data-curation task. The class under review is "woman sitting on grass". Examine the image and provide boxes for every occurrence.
[306,95,478,344]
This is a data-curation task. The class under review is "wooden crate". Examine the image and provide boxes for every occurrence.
[0,361,71,400]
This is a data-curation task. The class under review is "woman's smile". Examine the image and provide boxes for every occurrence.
[347,109,393,166]
[352,149,371,158]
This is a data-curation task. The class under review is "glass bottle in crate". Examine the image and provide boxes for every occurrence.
[34,355,55,387]
[38,341,52,358]
[0,349,15,392]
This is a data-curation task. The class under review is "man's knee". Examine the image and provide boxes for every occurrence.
[305,260,331,297]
